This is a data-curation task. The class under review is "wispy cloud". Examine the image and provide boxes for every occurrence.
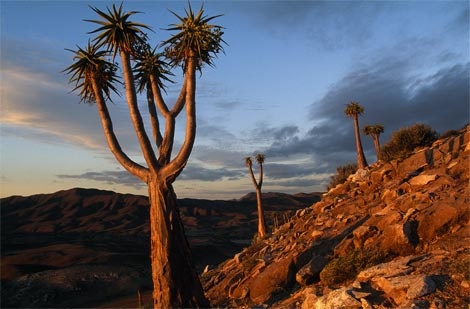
[57,170,145,190]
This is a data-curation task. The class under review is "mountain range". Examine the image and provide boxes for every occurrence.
[1,187,320,307]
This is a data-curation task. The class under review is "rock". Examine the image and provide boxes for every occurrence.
[360,298,374,309]
[381,220,419,254]
[311,230,324,241]
[352,225,378,248]
[351,168,369,182]
[397,148,433,177]
[370,164,395,184]
[357,255,417,282]
[249,256,296,304]
[373,274,436,305]
[460,280,470,288]
[406,275,436,299]
[234,252,244,264]
[381,188,398,205]
[408,174,437,186]
[416,203,458,241]
[314,287,362,309]
[301,287,318,309]
[296,255,327,286]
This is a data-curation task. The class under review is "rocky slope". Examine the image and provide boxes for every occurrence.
[202,125,470,308]
[1,188,320,307]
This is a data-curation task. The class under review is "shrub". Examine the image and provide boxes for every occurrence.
[441,129,460,139]
[380,123,438,161]
[327,163,357,190]
[319,247,391,286]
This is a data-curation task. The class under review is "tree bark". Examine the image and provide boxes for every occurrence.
[148,179,209,308]
[353,115,368,169]
[255,188,267,238]
[373,135,381,161]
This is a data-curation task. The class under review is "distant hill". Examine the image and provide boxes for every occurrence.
[0,188,321,307]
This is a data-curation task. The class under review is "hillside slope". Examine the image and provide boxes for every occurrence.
[202,125,470,308]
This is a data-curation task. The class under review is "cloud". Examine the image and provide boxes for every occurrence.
[179,165,245,182]
[262,47,469,175]
[57,170,145,189]
[235,1,384,51]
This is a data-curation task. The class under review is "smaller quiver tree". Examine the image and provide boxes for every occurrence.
[245,153,267,238]
[363,124,384,161]
[344,101,368,169]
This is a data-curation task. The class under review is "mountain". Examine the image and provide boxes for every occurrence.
[0,188,320,307]
[202,124,470,308]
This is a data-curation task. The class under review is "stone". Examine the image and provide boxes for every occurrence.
[373,274,436,305]
[460,280,470,288]
[416,203,458,241]
[314,287,362,309]
[360,298,374,309]
[397,148,433,177]
[357,255,416,282]
[380,220,419,255]
[406,275,436,299]
[352,225,378,248]
[295,255,327,286]
[408,174,437,186]
[249,255,296,304]
[311,230,324,241]
[351,168,369,182]
[300,287,318,309]
[381,189,398,205]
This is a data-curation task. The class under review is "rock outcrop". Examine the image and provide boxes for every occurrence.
[202,125,470,308]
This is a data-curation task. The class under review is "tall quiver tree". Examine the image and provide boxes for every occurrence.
[344,102,368,169]
[245,153,267,238]
[64,3,225,308]
[363,124,384,161]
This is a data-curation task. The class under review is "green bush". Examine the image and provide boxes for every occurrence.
[320,247,391,286]
[327,163,357,190]
[380,123,438,161]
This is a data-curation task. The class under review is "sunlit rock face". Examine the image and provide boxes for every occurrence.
[202,125,470,309]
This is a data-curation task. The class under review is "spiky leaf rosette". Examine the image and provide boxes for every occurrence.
[163,3,226,72]
[133,45,174,94]
[64,41,120,104]
[85,3,152,59]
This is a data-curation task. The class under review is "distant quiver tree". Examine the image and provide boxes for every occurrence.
[63,3,225,308]
[344,102,368,169]
[245,153,267,238]
[363,124,384,161]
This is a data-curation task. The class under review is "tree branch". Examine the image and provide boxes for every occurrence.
[92,77,149,182]
[120,50,160,172]
[146,87,163,148]
[163,56,197,181]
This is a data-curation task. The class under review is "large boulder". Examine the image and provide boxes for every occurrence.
[248,255,296,304]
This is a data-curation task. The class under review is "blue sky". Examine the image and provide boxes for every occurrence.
[1,0,469,199]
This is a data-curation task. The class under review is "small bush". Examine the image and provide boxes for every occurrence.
[327,163,357,190]
[441,129,460,139]
[380,123,438,161]
[320,247,391,286]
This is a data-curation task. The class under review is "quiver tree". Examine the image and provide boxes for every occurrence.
[363,124,384,161]
[245,153,267,238]
[344,102,368,169]
[64,3,225,308]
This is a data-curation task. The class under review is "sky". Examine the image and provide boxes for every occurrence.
[1,0,469,200]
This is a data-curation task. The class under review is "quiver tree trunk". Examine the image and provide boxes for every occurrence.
[255,188,267,238]
[148,180,209,308]
[353,116,368,169]
[373,136,381,160]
